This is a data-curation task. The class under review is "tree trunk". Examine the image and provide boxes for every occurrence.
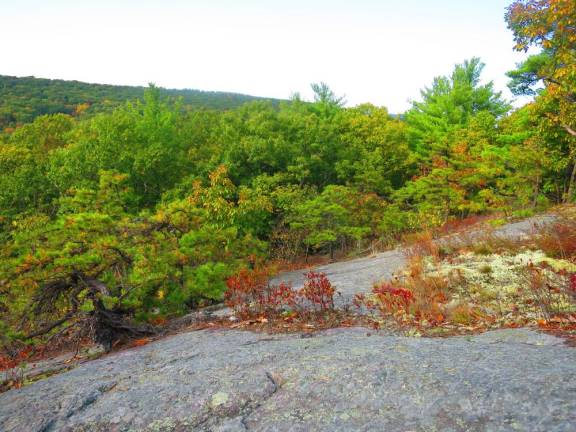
[566,161,576,203]
[91,298,155,351]
[532,175,540,208]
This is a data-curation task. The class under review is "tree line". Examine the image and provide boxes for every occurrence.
[0,75,279,130]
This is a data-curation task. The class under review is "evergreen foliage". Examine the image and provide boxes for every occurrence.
[1,1,574,347]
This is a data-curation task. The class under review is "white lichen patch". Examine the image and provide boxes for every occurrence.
[211,392,229,407]
[438,250,546,293]
[426,250,575,321]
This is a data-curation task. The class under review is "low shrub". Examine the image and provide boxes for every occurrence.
[522,263,576,320]
[0,347,31,392]
[402,231,440,260]
[224,268,337,319]
[446,302,484,326]
[534,218,576,260]
[406,273,450,324]
[224,267,283,318]
[511,208,535,219]
[0,348,30,373]
[569,273,576,303]
[366,259,451,326]
[372,282,414,315]
[488,218,507,227]
[299,272,336,312]
[437,214,490,235]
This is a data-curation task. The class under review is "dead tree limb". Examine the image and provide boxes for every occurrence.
[563,124,576,137]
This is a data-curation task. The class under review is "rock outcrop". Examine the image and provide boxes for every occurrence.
[1,327,575,431]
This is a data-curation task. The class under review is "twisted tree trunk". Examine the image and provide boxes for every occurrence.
[25,273,155,351]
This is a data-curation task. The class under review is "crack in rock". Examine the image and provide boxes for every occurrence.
[43,381,118,431]
[241,338,278,346]
[196,371,283,431]
[66,382,117,417]
[38,419,56,432]
[264,371,280,394]
[237,371,281,431]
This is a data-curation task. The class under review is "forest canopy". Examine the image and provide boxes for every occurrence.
[0,0,574,349]
[0,75,280,130]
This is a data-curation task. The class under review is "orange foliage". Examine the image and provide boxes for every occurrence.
[224,267,337,319]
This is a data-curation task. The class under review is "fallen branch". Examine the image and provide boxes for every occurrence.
[563,125,576,137]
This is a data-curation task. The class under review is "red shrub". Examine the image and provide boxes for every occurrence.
[372,282,414,314]
[361,258,451,326]
[266,282,297,309]
[352,293,367,309]
[0,348,31,372]
[224,267,275,318]
[1,346,32,391]
[299,272,335,312]
[0,355,17,373]
[224,268,337,318]
[570,273,576,296]
[561,272,576,304]
[535,218,576,260]
[437,214,489,235]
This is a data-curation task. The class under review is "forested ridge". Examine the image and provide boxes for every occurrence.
[0,75,280,130]
[0,0,574,350]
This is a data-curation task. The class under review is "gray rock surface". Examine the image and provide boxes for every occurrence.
[1,327,575,431]
[272,249,407,306]
[1,214,568,431]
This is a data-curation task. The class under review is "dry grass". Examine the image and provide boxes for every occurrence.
[521,263,576,320]
[362,256,454,326]
[533,217,576,260]
[445,302,485,326]
[402,218,529,261]
[435,214,496,236]
[438,228,531,257]
[402,231,441,261]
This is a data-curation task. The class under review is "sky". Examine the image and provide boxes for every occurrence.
[1,0,531,113]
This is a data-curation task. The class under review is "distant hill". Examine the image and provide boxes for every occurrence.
[0,75,281,129]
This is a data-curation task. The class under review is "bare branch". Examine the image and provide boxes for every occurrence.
[24,312,75,339]
[104,246,133,264]
[563,125,576,137]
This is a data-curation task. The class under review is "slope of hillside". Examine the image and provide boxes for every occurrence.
[0,75,281,129]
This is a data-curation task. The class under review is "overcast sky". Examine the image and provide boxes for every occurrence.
[1,0,531,112]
